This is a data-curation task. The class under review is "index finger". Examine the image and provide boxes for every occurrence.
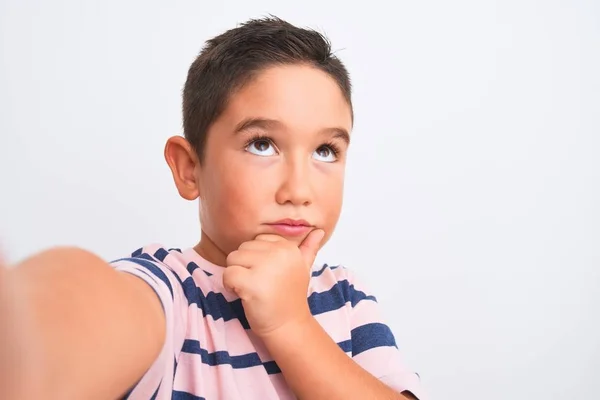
[254,234,286,243]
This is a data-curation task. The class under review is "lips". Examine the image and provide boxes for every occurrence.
[266,219,313,236]
[270,218,311,227]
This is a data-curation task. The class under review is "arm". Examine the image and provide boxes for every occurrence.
[0,247,166,399]
[223,232,421,400]
[261,315,416,400]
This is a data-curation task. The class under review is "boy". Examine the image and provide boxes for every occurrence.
[0,17,424,399]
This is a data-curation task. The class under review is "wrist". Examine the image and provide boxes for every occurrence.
[258,310,315,344]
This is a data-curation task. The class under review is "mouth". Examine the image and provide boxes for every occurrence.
[266,219,313,236]
[270,218,311,227]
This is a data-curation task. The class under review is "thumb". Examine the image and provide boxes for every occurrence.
[299,229,325,267]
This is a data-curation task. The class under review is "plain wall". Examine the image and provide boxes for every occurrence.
[1,1,598,399]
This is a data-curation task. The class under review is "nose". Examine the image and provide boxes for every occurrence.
[275,156,313,206]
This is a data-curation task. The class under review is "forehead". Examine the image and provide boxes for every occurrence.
[216,65,353,135]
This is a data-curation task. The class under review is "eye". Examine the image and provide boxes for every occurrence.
[313,145,338,163]
[246,139,277,157]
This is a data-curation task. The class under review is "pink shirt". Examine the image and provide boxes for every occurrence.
[111,244,424,399]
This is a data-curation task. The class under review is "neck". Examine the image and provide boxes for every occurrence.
[194,230,228,267]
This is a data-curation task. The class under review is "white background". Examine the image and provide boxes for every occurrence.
[1,1,598,399]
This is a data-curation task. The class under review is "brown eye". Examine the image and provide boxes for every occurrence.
[316,146,331,158]
[246,139,276,156]
[253,140,270,151]
[313,145,337,162]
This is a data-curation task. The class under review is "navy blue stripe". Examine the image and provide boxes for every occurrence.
[181,339,353,374]
[132,255,175,298]
[351,323,397,356]
[182,340,263,368]
[132,268,159,285]
[187,261,213,277]
[185,261,200,275]
[153,248,169,262]
[169,248,182,253]
[337,339,352,353]
[149,382,160,400]
[308,280,377,316]
[312,263,329,277]
[136,252,159,263]
[116,256,174,299]
[263,360,281,374]
[178,276,250,329]
[347,281,377,307]
[131,247,143,257]
[311,264,340,277]
[228,297,249,328]
[174,277,373,329]
[172,391,206,400]
[173,355,179,383]
[186,261,200,275]
[119,387,133,400]
[308,282,344,315]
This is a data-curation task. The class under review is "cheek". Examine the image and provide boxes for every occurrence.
[203,158,272,224]
[317,178,344,249]
[317,167,345,223]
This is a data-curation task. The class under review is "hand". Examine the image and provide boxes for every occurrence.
[223,229,325,338]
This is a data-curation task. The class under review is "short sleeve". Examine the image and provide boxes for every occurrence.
[345,268,426,400]
[111,253,188,399]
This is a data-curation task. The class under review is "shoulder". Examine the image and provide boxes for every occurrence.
[309,263,379,311]
[111,244,184,266]
[111,244,189,277]
[310,262,358,282]
[311,262,375,292]
[109,244,198,307]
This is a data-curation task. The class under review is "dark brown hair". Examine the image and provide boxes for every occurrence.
[182,16,352,161]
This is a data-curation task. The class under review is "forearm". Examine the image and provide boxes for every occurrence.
[261,315,410,400]
[6,247,164,399]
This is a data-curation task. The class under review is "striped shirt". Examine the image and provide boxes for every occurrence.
[111,244,424,399]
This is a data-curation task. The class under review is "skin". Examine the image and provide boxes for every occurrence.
[0,64,415,399]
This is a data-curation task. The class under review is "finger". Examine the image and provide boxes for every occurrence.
[226,250,249,268]
[222,265,253,296]
[237,240,273,252]
[299,229,325,267]
[226,248,266,269]
[254,234,286,243]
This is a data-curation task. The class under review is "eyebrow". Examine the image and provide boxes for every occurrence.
[233,117,351,145]
[234,117,281,134]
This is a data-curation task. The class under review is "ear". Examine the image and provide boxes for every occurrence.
[164,136,201,200]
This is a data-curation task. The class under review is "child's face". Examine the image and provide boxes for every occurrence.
[171,65,352,264]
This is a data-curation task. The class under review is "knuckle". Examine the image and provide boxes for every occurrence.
[223,265,240,282]
[238,241,253,250]
[226,250,238,265]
